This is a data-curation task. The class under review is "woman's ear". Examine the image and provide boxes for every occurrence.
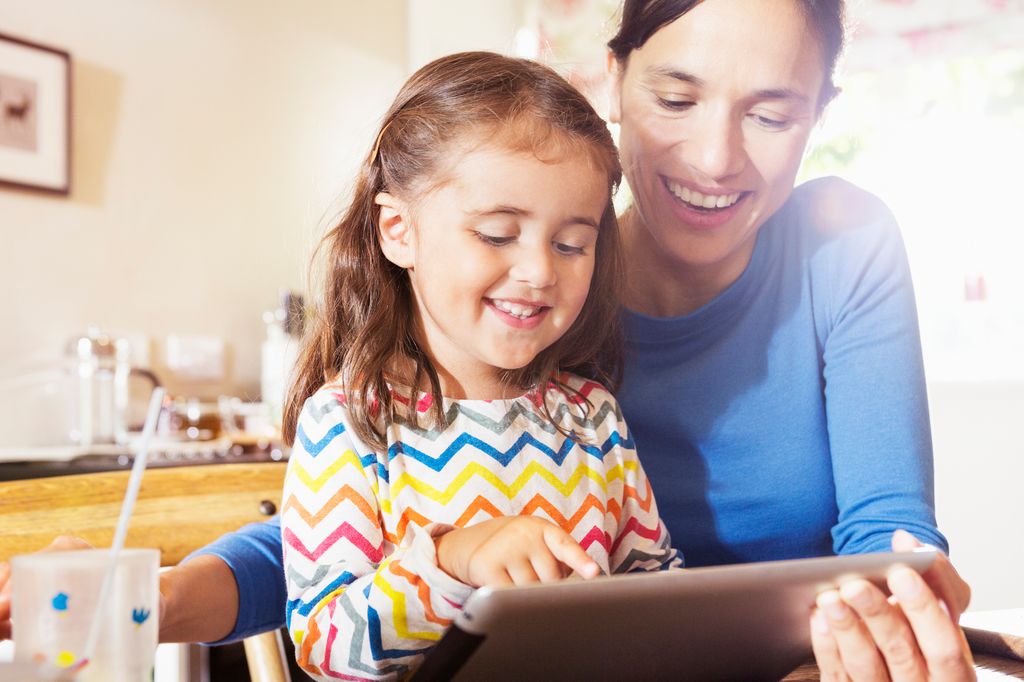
[606,51,624,124]
[375,191,415,268]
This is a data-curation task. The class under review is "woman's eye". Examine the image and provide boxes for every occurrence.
[749,113,790,130]
[554,242,587,256]
[656,96,694,112]
[474,232,515,247]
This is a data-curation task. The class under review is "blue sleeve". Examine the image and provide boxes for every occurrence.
[184,515,285,644]
[812,181,949,556]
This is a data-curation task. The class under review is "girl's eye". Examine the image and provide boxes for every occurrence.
[749,113,790,130]
[474,232,515,247]
[554,242,587,256]
[656,96,694,112]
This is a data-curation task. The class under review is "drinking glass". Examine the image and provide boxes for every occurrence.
[10,549,159,682]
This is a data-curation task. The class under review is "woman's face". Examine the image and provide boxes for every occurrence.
[610,0,825,282]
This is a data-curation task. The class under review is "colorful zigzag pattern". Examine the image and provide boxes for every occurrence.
[282,374,681,681]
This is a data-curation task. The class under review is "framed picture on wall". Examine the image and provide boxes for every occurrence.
[0,32,71,195]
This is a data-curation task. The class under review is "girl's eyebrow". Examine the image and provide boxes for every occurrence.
[645,65,810,104]
[468,205,600,229]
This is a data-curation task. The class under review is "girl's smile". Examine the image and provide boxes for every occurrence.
[486,298,551,328]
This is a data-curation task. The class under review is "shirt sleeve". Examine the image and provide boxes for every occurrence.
[282,395,473,681]
[183,516,285,644]
[813,182,949,556]
[597,394,684,573]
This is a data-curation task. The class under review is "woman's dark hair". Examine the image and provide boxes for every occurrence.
[608,0,845,108]
[282,51,624,450]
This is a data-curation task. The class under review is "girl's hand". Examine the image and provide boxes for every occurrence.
[810,531,975,681]
[435,516,600,588]
[0,535,94,640]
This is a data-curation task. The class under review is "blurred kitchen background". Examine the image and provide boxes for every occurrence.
[1,0,1021,614]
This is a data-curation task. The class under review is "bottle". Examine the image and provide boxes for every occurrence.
[261,291,304,433]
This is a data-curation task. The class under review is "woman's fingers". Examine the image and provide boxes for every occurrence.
[816,589,891,681]
[810,608,852,682]
[891,530,971,620]
[541,526,599,579]
[887,568,976,682]
[838,579,926,682]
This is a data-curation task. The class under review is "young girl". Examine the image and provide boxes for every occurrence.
[280,51,680,681]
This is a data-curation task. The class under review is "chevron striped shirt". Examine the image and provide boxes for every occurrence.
[282,373,681,681]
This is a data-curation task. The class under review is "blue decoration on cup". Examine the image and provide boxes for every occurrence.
[51,592,69,612]
[131,607,151,626]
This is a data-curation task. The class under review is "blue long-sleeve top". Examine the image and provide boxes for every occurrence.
[191,177,946,642]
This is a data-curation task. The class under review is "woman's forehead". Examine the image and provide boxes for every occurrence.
[629,0,825,98]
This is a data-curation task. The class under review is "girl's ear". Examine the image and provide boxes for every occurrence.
[606,51,623,124]
[375,191,415,268]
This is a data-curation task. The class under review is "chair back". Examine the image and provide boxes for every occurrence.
[0,462,285,565]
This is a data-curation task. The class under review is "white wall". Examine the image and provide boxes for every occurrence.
[930,381,1024,610]
[0,0,408,444]
[406,0,528,70]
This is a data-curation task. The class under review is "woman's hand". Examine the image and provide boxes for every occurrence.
[810,530,975,681]
[435,516,600,588]
[0,535,94,640]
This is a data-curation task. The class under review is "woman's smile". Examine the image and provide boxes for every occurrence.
[661,176,751,229]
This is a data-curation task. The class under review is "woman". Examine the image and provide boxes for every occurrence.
[0,0,973,678]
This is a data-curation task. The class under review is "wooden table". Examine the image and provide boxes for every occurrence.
[785,653,1024,680]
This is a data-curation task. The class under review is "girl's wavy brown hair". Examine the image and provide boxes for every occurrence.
[283,51,624,450]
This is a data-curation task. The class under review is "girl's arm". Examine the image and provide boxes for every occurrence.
[282,395,472,682]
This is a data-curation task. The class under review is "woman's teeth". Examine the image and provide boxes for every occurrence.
[667,181,741,209]
[492,300,541,319]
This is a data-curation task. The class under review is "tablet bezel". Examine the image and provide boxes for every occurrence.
[413,549,938,682]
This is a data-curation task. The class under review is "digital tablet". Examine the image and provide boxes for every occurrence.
[412,549,938,682]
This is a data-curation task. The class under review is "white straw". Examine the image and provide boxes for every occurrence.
[80,387,165,666]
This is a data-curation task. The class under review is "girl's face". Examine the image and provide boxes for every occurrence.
[379,142,609,398]
[610,0,825,286]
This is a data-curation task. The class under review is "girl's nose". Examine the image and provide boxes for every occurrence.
[510,246,557,289]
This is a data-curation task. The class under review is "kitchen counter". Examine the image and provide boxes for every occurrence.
[0,438,287,481]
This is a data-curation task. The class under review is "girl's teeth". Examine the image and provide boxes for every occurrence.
[667,181,741,210]
[493,300,540,318]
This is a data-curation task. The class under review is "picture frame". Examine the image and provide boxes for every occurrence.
[0,32,71,195]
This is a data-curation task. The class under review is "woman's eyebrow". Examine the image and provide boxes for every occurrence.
[646,65,704,87]
[645,65,809,104]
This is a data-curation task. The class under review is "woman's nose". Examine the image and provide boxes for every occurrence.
[685,114,746,181]
[510,245,557,289]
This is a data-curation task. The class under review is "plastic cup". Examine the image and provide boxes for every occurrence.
[10,549,159,682]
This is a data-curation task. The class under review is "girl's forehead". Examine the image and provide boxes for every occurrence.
[430,124,614,187]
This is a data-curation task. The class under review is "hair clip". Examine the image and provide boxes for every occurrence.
[369,120,393,164]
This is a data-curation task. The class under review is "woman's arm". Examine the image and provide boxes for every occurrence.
[808,181,972,677]
[817,184,946,555]
[159,554,240,643]
[181,516,286,644]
